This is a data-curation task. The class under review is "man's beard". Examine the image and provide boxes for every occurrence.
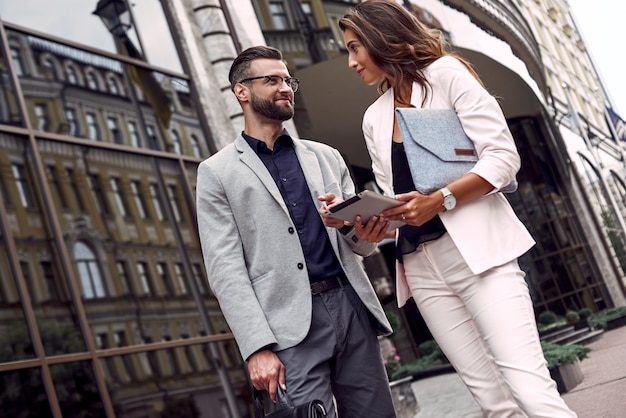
[250,92,294,121]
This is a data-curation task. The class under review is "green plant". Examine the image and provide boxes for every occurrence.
[588,306,626,329]
[538,310,557,325]
[578,308,593,320]
[389,339,450,381]
[565,310,580,324]
[541,341,591,369]
[384,346,402,378]
[385,311,402,336]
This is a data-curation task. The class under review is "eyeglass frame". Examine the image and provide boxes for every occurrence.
[237,75,300,92]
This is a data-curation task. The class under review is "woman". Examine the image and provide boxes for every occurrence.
[339,1,577,417]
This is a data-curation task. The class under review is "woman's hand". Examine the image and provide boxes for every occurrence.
[381,191,442,226]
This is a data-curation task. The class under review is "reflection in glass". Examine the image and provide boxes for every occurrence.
[0,368,52,417]
[75,241,107,299]
[100,346,248,418]
[50,361,105,418]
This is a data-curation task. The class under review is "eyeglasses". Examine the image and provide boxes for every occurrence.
[238,75,300,92]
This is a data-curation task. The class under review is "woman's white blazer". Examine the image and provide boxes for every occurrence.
[362,56,535,307]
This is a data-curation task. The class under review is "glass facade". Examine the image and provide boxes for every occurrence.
[0,15,249,418]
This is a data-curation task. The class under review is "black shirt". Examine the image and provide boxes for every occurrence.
[242,131,343,282]
[392,141,446,261]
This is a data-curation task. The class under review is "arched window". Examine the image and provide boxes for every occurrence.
[74,241,106,299]
[86,71,99,90]
[171,129,182,154]
[66,66,78,84]
[107,76,120,95]
[190,134,202,158]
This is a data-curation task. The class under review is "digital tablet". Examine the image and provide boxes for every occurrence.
[324,190,405,231]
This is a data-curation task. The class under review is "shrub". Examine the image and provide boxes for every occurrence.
[588,306,626,329]
[565,310,580,324]
[578,308,593,320]
[541,341,591,369]
[385,311,402,336]
[538,310,557,325]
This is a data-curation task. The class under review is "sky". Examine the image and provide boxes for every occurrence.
[568,0,626,117]
[0,1,623,117]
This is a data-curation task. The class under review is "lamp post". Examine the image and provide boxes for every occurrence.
[93,2,242,417]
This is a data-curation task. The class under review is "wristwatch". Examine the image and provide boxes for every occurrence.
[440,187,456,211]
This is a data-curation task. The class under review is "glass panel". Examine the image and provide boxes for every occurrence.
[0,34,23,126]
[0,1,181,72]
[0,254,35,363]
[49,361,105,417]
[0,367,53,416]
[3,134,87,356]
[5,28,201,156]
[100,344,249,418]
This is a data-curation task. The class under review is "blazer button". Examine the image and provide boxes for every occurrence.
[288,227,295,234]
[297,263,304,270]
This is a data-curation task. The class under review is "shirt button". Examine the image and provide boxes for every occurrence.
[288,227,294,234]
[297,263,304,270]
[282,178,287,182]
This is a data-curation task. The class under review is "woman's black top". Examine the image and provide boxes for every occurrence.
[392,141,446,261]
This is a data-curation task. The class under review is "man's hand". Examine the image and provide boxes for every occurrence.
[247,350,286,402]
[318,193,349,229]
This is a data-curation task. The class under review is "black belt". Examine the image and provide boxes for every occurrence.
[310,274,345,295]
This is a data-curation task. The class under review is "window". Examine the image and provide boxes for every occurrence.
[74,241,106,299]
[156,262,172,295]
[146,124,160,150]
[136,262,152,295]
[34,104,49,131]
[171,129,182,154]
[110,177,129,217]
[149,183,166,221]
[10,47,25,76]
[116,261,131,295]
[174,263,188,295]
[41,261,59,301]
[190,134,202,158]
[12,163,35,208]
[167,184,182,222]
[130,180,148,219]
[269,1,290,30]
[46,165,69,209]
[42,57,59,79]
[107,117,122,144]
[65,108,79,136]
[88,173,108,214]
[114,331,134,381]
[65,66,78,84]
[107,76,120,94]
[192,263,209,295]
[86,71,99,90]
[86,112,101,140]
[66,168,86,211]
[128,121,140,147]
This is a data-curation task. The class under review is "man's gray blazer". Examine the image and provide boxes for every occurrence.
[196,135,392,360]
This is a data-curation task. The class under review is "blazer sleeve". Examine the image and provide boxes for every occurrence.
[432,58,520,192]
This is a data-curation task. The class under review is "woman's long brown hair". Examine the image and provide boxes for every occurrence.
[339,0,483,106]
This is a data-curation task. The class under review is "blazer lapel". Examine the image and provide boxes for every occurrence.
[235,136,290,216]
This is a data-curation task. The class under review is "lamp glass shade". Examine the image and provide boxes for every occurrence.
[93,0,131,36]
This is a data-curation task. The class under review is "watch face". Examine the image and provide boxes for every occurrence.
[444,194,456,210]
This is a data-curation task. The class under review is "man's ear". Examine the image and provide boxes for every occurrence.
[233,83,248,102]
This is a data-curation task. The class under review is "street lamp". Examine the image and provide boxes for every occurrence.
[92,0,131,37]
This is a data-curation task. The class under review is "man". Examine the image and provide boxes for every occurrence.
[196,46,396,418]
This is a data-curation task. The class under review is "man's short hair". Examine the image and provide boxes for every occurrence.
[228,46,284,91]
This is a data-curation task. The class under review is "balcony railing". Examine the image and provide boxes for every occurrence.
[441,0,546,96]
